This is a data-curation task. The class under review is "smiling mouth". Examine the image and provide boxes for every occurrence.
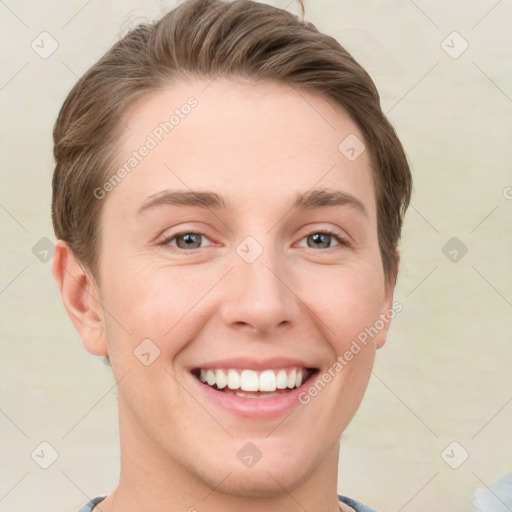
[191,367,318,399]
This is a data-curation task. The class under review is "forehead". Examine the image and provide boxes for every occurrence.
[107,78,376,218]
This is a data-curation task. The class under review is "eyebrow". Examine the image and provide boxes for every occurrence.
[293,189,367,217]
[138,188,368,217]
[138,190,228,214]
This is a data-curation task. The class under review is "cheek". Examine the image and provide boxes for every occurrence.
[100,260,212,358]
[301,263,386,348]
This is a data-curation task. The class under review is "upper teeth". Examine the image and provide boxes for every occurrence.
[198,368,306,392]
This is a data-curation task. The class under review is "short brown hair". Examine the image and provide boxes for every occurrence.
[52,0,412,282]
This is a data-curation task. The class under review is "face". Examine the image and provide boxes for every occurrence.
[84,78,393,496]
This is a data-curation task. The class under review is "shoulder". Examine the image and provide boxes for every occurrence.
[77,496,107,512]
[338,494,379,512]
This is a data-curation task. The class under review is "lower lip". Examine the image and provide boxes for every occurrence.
[189,372,318,419]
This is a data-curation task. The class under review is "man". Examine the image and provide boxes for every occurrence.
[51,1,412,510]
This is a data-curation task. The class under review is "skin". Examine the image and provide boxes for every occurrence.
[53,78,395,512]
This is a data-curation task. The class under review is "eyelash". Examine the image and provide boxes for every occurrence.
[160,229,350,252]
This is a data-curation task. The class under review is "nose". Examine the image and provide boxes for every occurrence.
[218,243,300,336]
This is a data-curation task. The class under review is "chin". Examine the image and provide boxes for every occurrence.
[204,467,310,498]
[190,445,319,499]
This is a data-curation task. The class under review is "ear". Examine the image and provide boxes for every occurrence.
[375,254,400,350]
[52,240,108,356]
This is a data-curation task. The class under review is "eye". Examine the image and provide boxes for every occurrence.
[161,231,211,250]
[160,229,348,252]
[297,230,348,250]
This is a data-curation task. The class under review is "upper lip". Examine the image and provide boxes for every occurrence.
[190,357,319,372]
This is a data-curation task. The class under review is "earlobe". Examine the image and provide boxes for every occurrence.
[52,241,108,356]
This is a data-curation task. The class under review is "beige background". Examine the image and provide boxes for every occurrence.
[1,0,511,511]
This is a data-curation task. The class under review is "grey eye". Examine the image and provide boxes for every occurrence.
[299,232,342,249]
[170,233,206,249]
